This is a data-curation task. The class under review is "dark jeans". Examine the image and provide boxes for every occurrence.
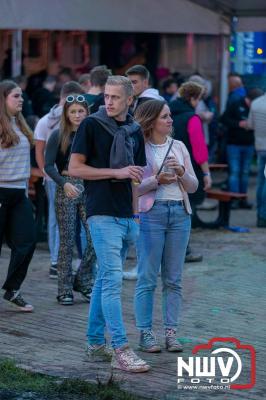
[226,145,254,193]
[0,188,36,291]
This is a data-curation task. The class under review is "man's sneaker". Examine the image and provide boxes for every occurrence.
[111,345,150,373]
[3,290,34,312]
[139,330,161,353]
[123,266,138,280]
[49,265,57,279]
[73,284,92,302]
[165,328,183,352]
[57,291,73,305]
[185,253,203,263]
[86,344,113,362]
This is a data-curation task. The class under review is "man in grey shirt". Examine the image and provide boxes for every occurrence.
[248,92,266,227]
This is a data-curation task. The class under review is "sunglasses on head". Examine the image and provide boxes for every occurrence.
[66,95,86,103]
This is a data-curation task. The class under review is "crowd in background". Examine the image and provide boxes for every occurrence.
[1,62,266,372]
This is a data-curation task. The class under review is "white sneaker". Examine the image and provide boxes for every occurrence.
[123,266,138,280]
[111,345,150,372]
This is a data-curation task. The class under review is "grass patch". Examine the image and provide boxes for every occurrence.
[0,358,144,400]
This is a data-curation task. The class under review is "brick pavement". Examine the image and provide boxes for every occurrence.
[0,178,265,399]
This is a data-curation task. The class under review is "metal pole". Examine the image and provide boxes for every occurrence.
[220,35,229,114]
[12,30,22,77]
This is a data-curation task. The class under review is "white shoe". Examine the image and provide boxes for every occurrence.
[123,266,138,280]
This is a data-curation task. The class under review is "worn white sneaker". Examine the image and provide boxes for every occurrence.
[86,343,113,361]
[111,345,150,372]
[165,328,183,352]
[123,266,138,280]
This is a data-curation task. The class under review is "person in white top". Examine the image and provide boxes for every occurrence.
[134,99,198,353]
[248,91,266,227]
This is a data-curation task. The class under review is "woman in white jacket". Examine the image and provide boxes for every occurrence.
[134,99,198,353]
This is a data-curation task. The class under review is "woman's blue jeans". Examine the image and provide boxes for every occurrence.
[135,201,191,331]
[87,216,139,349]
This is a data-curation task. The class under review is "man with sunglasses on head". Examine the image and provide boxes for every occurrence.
[69,76,149,373]
[34,81,84,279]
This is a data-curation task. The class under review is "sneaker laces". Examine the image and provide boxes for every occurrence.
[123,348,147,365]
[142,330,157,346]
[13,293,28,307]
[165,328,176,338]
[10,290,20,301]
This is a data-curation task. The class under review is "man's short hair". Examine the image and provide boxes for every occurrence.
[90,65,111,87]
[126,65,150,81]
[60,81,84,98]
[106,76,133,97]
[78,73,91,85]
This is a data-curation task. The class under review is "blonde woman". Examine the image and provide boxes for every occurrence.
[45,94,96,305]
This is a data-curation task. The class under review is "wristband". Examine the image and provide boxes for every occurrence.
[203,172,211,177]
[132,214,140,219]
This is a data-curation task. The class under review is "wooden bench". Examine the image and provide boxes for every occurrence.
[209,163,228,170]
[193,189,247,229]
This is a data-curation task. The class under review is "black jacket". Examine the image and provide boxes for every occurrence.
[170,97,204,205]
[221,97,254,146]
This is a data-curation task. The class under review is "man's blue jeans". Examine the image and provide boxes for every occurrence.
[226,145,254,193]
[257,152,266,220]
[87,216,139,349]
[134,201,191,331]
[45,180,59,265]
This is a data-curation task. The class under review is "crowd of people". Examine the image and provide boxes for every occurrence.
[1,63,266,373]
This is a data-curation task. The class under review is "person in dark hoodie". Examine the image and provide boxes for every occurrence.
[34,81,84,278]
[170,81,212,262]
[221,77,254,209]
[84,65,111,114]
[32,76,57,118]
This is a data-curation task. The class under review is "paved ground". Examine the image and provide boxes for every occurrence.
[0,175,265,399]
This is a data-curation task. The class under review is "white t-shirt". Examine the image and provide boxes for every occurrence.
[149,138,183,201]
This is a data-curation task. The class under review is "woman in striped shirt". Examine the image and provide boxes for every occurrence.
[0,80,36,312]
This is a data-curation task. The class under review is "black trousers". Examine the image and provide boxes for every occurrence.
[0,188,36,291]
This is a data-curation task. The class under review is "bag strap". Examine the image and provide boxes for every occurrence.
[156,138,174,177]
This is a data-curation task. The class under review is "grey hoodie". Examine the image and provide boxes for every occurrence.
[138,88,164,101]
[34,104,63,142]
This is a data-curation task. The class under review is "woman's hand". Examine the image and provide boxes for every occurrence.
[157,172,177,185]
[63,182,79,198]
[203,175,212,190]
[164,157,185,177]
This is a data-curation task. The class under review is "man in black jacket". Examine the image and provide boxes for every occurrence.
[222,87,254,209]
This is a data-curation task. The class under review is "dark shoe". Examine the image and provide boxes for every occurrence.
[49,265,57,279]
[185,253,203,263]
[239,200,253,209]
[57,291,73,305]
[73,285,92,302]
[257,218,266,228]
[230,200,240,210]
[3,290,34,312]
